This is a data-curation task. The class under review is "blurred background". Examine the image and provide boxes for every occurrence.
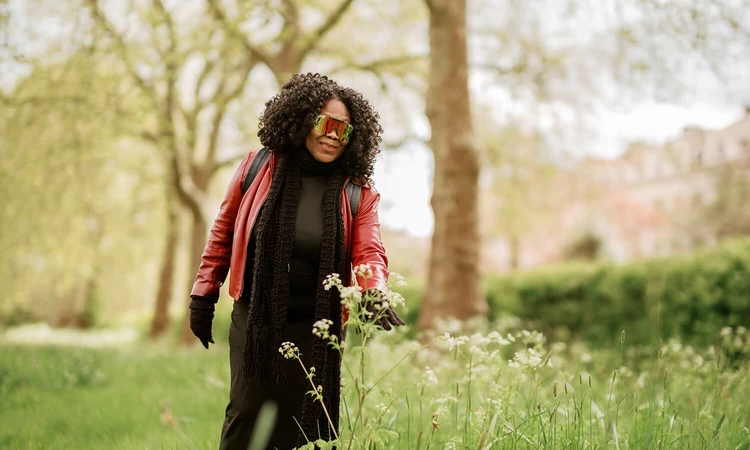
[2,0,750,447]
[2,0,750,342]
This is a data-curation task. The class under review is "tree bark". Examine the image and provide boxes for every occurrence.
[149,188,179,338]
[417,0,487,332]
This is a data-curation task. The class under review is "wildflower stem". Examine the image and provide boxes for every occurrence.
[346,335,369,450]
[294,357,339,442]
[369,337,440,389]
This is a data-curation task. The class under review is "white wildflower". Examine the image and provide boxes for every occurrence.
[469,345,489,361]
[434,393,456,416]
[423,366,439,386]
[437,332,457,351]
[444,437,460,450]
[353,264,373,278]
[512,348,544,369]
[323,273,342,291]
[312,319,334,340]
[388,272,408,288]
[339,286,362,302]
[487,331,511,345]
[279,341,300,359]
[385,291,406,308]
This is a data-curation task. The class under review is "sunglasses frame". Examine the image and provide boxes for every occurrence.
[312,114,353,142]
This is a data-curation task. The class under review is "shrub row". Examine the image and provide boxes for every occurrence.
[404,238,750,347]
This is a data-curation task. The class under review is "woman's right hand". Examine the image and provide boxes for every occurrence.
[189,296,217,349]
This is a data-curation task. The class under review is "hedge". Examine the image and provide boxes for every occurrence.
[405,238,750,347]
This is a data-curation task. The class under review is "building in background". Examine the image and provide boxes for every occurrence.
[485,109,750,271]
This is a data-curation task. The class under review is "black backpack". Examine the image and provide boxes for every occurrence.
[241,148,362,217]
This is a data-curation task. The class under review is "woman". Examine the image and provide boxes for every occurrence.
[188,73,404,450]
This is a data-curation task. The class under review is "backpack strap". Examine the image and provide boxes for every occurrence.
[242,147,362,218]
[241,148,272,195]
[346,181,361,218]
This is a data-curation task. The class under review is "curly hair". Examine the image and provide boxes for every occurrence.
[257,73,383,183]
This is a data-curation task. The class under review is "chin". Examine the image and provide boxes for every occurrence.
[313,152,338,163]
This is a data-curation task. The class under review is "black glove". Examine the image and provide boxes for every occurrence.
[364,289,405,331]
[189,296,217,349]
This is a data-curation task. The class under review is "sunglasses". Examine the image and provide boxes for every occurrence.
[312,114,353,142]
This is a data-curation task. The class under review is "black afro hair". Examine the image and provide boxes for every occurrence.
[257,72,383,183]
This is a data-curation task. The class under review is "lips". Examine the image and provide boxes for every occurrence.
[320,141,338,152]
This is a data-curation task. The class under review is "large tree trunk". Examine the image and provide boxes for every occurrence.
[417,0,487,332]
[180,205,209,345]
[149,190,179,338]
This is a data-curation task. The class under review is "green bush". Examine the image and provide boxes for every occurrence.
[401,238,750,347]
[484,238,750,346]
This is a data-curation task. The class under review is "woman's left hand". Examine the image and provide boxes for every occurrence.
[364,289,406,331]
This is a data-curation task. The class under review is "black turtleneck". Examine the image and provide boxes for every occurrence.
[243,165,331,321]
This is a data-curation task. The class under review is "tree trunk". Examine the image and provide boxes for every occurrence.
[180,208,209,345]
[417,0,487,332]
[149,190,179,338]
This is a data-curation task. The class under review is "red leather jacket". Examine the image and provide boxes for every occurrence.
[190,149,389,324]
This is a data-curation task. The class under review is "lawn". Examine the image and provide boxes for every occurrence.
[0,343,229,449]
[1,321,749,449]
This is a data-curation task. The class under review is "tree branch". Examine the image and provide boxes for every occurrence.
[298,0,355,57]
[328,54,427,75]
[84,0,157,103]
[383,134,427,151]
[213,151,249,175]
[205,0,271,66]
[206,60,255,168]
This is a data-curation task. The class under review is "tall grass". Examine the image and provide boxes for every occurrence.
[0,270,748,449]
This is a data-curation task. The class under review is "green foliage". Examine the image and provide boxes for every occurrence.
[0,345,228,449]
[484,238,750,347]
[398,238,750,347]
[0,51,164,329]
[2,325,749,449]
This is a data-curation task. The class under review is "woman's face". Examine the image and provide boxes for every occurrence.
[305,98,350,163]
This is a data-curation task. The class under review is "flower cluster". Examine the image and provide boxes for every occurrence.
[423,366,439,386]
[323,273,342,291]
[313,318,336,342]
[387,272,408,289]
[279,341,300,360]
[353,264,374,279]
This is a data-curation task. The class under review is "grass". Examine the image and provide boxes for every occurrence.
[0,343,229,449]
[1,321,749,449]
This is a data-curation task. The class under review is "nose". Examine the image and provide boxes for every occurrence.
[326,126,340,141]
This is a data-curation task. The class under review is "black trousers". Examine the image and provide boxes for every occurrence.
[220,299,321,450]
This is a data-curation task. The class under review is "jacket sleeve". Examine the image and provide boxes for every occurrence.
[350,188,389,293]
[190,151,256,300]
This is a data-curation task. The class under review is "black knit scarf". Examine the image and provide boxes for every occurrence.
[243,147,347,446]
